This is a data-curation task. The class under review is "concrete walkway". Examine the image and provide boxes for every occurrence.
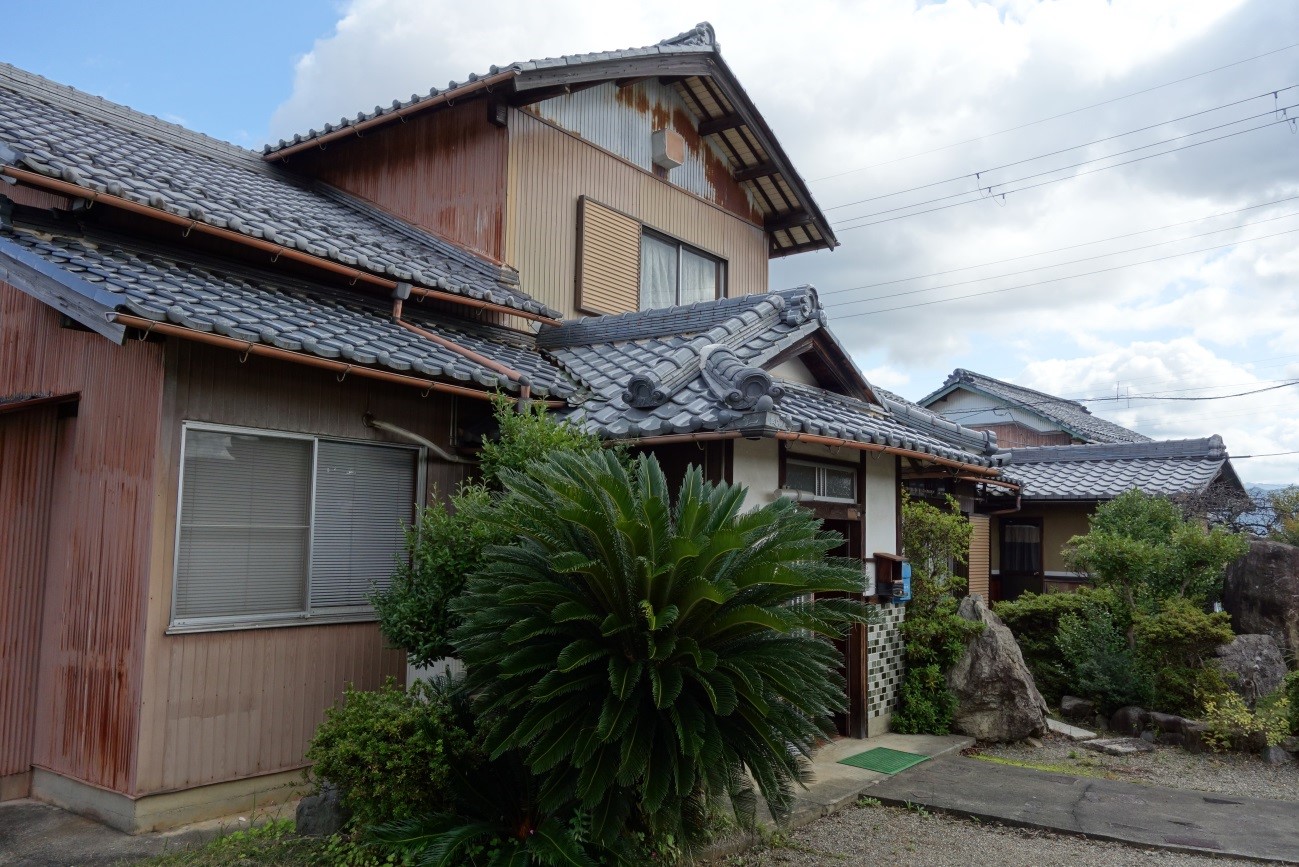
[0,798,294,866]
[868,755,1299,864]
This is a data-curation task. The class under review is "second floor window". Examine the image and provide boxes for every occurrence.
[639,231,726,310]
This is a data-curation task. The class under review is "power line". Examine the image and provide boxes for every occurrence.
[824,209,1299,306]
[824,194,1299,295]
[834,114,1299,231]
[822,85,1299,212]
[808,40,1299,184]
[834,107,1299,229]
[829,224,1299,318]
[1053,354,1299,399]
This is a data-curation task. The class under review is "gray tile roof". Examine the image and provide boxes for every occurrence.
[0,63,560,319]
[551,289,1005,467]
[1002,436,1231,501]
[919,368,1151,444]
[264,23,722,157]
[0,225,573,398]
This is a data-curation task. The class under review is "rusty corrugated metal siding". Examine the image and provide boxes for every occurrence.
[0,405,57,796]
[132,340,442,794]
[294,100,509,262]
[530,81,761,222]
[0,282,165,795]
[505,108,769,319]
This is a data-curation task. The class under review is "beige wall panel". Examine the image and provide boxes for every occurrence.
[505,109,768,319]
[133,341,463,795]
[968,514,990,600]
[991,504,1093,575]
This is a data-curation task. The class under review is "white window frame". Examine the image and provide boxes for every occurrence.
[784,458,858,505]
[168,421,424,634]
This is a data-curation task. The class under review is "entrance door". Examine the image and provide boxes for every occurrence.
[820,518,864,738]
[999,518,1043,601]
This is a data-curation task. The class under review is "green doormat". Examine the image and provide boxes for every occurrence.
[837,747,929,774]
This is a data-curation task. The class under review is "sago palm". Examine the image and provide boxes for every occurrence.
[452,450,870,852]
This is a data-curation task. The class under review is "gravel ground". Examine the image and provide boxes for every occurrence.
[976,732,1299,803]
[725,803,1258,866]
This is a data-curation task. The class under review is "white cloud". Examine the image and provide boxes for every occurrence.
[267,0,1299,484]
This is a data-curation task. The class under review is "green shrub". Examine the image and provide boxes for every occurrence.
[993,588,1119,705]
[1201,686,1292,751]
[892,494,980,734]
[1132,598,1234,716]
[1056,607,1153,715]
[372,484,504,667]
[306,677,480,830]
[450,452,869,858]
[478,394,608,489]
[892,663,957,734]
[1285,670,1299,736]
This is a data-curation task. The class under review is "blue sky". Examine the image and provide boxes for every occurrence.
[5,1,1299,483]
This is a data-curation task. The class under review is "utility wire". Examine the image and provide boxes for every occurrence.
[824,209,1299,306]
[939,381,1299,414]
[831,113,1299,232]
[834,106,1299,229]
[829,225,1299,318]
[1230,450,1299,459]
[808,40,1299,183]
[823,85,1299,212]
[826,194,1299,295]
[1053,353,1299,399]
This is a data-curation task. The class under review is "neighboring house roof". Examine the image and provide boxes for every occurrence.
[918,368,1151,444]
[1001,436,1243,501]
[0,223,573,398]
[0,62,560,319]
[548,288,1005,468]
[263,23,835,257]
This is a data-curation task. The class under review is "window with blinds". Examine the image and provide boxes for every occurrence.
[172,424,419,630]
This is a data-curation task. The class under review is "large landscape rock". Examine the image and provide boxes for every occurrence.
[1222,540,1299,656]
[946,595,1050,741]
[296,785,349,837]
[1214,634,1288,707]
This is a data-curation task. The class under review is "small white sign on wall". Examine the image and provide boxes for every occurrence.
[862,560,876,596]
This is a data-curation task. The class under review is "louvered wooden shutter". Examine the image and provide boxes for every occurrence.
[968,514,991,601]
[175,429,312,620]
[310,441,417,608]
[576,196,640,315]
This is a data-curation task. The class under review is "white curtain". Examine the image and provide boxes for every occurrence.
[639,234,677,309]
[679,248,717,304]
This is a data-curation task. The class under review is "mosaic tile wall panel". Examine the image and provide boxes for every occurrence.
[867,602,907,719]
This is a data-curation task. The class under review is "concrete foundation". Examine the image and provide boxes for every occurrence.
[31,766,309,834]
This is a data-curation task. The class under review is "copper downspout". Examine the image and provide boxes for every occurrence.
[109,313,563,406]
[0,166,560,327]
[611,428,1008,478]
[392,296,532,403]
[263,71,517,162]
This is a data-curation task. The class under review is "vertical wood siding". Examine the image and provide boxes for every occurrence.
[505,109,768,319]
[133,341,457,794]
[0,406,57,788]
[968,514,990,600]
[0,283,165,795]
[294,101,508,262]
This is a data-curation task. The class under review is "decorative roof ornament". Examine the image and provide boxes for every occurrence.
[661,22,717,48]
[699,343,783,411]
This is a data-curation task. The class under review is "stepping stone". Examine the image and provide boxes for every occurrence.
[1047,717,1097,741]
[1082,737,1156,756]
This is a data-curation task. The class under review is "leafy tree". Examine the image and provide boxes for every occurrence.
[1266,486,1299,546]
[892,493,982,734]
[1064,489,1249,617]
[372,397,607,665]
[450,451,868,857]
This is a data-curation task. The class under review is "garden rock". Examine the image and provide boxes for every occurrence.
[296,785,349,837]
[1156,732,1186,748]
[1222,539,1299,655]
[1280,736,1299,755]
[1182,721,1210,754]
[1082,737,1156,756]
[1261,745,1294,765]
[1214,634,1288,707]
[946,595,1050,741]
[1148,711,1185,735]
[1060,695,1095,723]
[1109,706,1150,737]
